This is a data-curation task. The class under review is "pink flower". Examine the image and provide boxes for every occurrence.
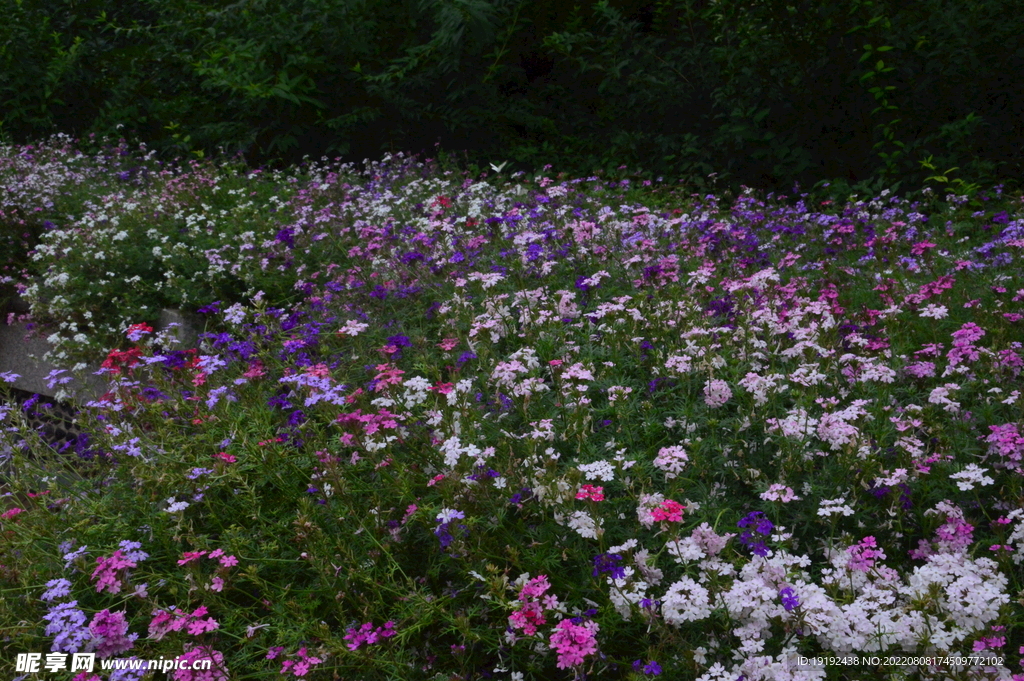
[653,446,689,479]
[186,617,220,635]
[178,551,208,566]
[549,618,599,669]
[703,379,732,408]
[508,606,545,636]
[149,609,184,640]
[847,536,886,572]
[219,555,238,567]
[92,550,137,594]
[575,484,605,501]
[289,648,323,675]
[172,645,228,681]
[651,499,685,523]
[518,575,552,601]
[344,621,396,651]
[1,507,24,520]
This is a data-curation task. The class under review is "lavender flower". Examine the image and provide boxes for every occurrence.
[62,545,88,569]
[43,601,92,653]
[118,540,149,563]
[40,578,73,602]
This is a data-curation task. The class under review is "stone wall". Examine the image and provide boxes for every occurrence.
[0,308,201,401]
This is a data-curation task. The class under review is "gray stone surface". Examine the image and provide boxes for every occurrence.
[0,323,107,399]
[0,306,202,400]
[158,308,202,350]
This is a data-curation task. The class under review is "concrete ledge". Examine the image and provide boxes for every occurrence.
[0,307,202,401]
[0,323,107,399]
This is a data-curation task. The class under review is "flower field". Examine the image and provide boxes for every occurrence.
[2,136,1023,680]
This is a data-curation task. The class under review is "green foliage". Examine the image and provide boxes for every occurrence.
[1,0,1022,196]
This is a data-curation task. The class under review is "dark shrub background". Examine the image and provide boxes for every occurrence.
[2,0,1022,196]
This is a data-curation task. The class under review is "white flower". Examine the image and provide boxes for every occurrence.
[338,320,370,336]
[436,508,465,523]
[661,577,712,624]
[567,510,602,539]
[164,497,190,513]
[928,383,961,413]
[817,497,854,517]
[577,460,615,481]
[759,484,801,503]
[948,464,994,491]
[606,385,632,403]
[666,537,705,563]
[919,304,948,319]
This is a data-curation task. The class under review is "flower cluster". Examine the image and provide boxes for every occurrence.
[549,618,600,669]
[434,508,468,550]
[736,511,774,557]
[343,621,396,651]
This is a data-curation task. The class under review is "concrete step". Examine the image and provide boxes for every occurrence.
[0,307,201,401]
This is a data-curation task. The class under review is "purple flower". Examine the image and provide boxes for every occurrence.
[509,488,532,506]
[780,587,800,611]
[633,660,662,676]
[592,553,626,579]
[275,227,296,248]
[434,508,468,549]
[737,511,774,535]
[63,545,89,569]
[197,301,222,315]
[737,513,774,557]
[738,533,770,557]
[386,335,412,348]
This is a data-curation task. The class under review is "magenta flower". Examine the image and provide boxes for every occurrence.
[344,621,396,651]
[91,550,137,594]
[549,618,599,669]
[847,536,885,572]
[88,609,135,658]
[172,645,229,681]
